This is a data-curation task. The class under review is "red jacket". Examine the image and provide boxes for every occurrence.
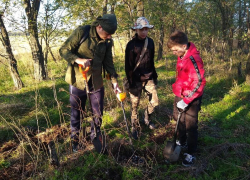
[172,42,206,104]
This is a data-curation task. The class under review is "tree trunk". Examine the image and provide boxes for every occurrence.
[157,20,164,61]
[49,47,57,62]
[110,1,116,56]
[0,14,24,89]
[246,54,250,84]
[123,0,135,39]
[44,42,49,78]
[238,0,243,49]
[24,0,47,81]
[237,62,242,77]
[171,17,176,33]
[103,0,108,15]
[247,7,250,51]
[137,1,144,17]
[29,31,47,80]
[111,2,115,14]
[228,28,233,57]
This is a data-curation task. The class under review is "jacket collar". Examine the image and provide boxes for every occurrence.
[179,42,199,61]
[90,25,98,38]
[89,25,111,43]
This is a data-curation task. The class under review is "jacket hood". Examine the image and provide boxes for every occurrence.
[182,42,200,60]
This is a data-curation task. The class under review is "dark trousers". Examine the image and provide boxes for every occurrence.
[69,85,104,140]
[173,96,202,155]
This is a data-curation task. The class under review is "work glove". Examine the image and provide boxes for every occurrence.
[177,99,188,110]
[112,83,122,94]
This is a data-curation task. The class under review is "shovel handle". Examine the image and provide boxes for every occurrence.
[173,111,183,144]
[79,65,89,80]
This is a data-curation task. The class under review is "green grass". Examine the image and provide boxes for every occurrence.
[1,52,250,179]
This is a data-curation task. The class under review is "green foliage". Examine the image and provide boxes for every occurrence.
[0,159,10,170]
[1,0,250,178]
[122,166,143,180]
[1,48,250,180]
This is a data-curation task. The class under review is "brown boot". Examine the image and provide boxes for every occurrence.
[144,111,156,129]
[131,118,140,139]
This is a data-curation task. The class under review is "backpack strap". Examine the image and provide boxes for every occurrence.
[188,56,202,98]
[78,25,91,46]
[133,37,148,72]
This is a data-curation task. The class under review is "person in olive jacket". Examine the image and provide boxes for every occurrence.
[59,14,121,153]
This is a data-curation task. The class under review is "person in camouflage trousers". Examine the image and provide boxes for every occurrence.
[125,17,159,139]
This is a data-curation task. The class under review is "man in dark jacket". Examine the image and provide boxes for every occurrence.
[125,17,159,140]
[167,30,206,166]
[59,14,121,153]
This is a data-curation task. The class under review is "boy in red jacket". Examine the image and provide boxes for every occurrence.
[167,31,206,166]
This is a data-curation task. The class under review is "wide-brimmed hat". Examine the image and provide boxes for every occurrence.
[131,17,154,30]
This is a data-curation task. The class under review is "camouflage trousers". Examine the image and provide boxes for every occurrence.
[129,80,159,125]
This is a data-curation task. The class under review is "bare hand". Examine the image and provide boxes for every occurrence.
[75,58,92,68]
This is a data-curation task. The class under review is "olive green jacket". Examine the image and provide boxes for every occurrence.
[59,25,118,90]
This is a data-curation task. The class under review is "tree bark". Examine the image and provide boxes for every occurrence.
[157,19,164,61]
[137,1,144,17]
[111,1,115,14]
[228,27,233,57]
[246,54,250,84]
[49,47,57,62]
[237,62,242,77]
[103,0,108,15]
[247,7,250,50]
[237,0,243,49]
[24,0,47,81]
[0,14,24,89]
[122,0,136,39]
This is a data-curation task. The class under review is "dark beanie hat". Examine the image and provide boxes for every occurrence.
[96,14,117,34]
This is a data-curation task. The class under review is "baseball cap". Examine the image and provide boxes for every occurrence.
[96,14,117,34]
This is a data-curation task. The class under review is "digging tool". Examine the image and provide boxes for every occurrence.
[116,92,133,145]
[79,65,90,94]
[79,65,92,121]
[163,109,183,162]
[79,65,105,153]
[116,92,144,164]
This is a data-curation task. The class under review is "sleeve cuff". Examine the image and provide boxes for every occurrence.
[183,98,191,104]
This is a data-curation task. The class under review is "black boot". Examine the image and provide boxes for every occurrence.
[71,133,80,153]
[131,126,138,140]
[72,141,79,153]
[92,127,106,153]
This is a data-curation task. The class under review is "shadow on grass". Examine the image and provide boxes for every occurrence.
[0,80,70,142]
[196,85,250,180]
[202,76,245,107]
[3,57,249,179]
[211,90,250,133]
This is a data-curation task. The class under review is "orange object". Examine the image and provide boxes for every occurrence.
[106,73,111,80]
[79,65,89,80]
[116,92,126,102]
